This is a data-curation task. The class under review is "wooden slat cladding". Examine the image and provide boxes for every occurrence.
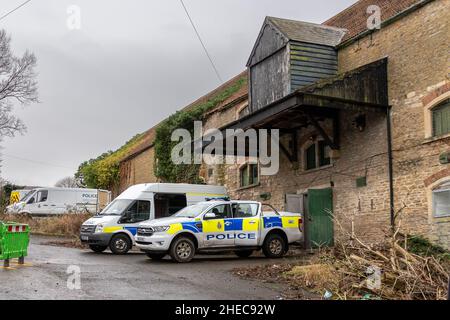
[247,18,342,113]
[290,41,338,92]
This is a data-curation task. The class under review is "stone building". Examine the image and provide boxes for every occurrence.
[111,0,449,248]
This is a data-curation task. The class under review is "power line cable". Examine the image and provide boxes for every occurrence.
[0,0,33,22]
[179,0,223,84]
[1,153,75,170]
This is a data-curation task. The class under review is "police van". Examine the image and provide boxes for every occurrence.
[135,200,303,262]
[80,183,227,254]
[6,187,110,216]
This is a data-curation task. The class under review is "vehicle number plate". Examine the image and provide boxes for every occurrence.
[81,236,89,241]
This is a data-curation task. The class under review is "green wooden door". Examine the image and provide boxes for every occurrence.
[307,188,334,248]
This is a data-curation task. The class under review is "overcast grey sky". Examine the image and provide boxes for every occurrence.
[0,0,356,187]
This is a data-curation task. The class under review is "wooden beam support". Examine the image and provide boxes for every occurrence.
[333,111,340,150]
[304,112,339,150]
[279,142,294,162]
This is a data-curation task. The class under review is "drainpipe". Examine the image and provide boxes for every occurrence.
[386,106,395,229]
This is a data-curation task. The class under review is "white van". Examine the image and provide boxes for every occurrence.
[79,183,227,254]
[7,188,111,216]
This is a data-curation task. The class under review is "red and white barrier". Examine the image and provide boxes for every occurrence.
[7,225,27,233]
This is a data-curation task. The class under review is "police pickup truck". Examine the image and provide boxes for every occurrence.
[135,200,303,263]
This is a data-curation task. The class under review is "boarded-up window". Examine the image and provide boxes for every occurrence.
[432,99,450,137]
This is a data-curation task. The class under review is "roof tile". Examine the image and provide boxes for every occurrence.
[323,0,425,42]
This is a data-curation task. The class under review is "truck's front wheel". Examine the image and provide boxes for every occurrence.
[262,233,287,258]
[169,237,195,263]
[109,234,131,254]
[89,245,107,253]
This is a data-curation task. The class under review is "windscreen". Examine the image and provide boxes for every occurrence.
[173,203,212,218]
[99,199,133,216]
[20,190,36,203]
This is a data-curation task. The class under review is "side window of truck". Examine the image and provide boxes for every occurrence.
[37,190,48,203]
[205,204,232,220]
[123,200,151,223]
[233,203,259,218]
[136,201,151,222]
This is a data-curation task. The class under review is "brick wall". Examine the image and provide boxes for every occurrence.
[118,147,157,196]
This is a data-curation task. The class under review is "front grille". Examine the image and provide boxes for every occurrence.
[80,225,96,234]
[137,227,154,237]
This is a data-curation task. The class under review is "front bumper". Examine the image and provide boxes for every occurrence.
[80,233,112,246]
[135,234,171,252]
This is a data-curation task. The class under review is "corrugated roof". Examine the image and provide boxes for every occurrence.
[323,0,427,42]
[267,16,347,46]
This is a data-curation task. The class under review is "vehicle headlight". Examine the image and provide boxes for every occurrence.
[152,226,170,233]
[95,224,104,233]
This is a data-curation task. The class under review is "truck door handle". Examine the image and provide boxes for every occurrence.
[249,221,257,224]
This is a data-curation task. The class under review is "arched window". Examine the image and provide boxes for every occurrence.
[432,99,450,137]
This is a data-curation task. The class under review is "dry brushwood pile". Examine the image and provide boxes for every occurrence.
[324,232,450,300]
[233,231,449,300]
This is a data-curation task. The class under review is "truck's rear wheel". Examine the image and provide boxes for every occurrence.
[234,250,253,258]
[262,234,287,258]
[109,234,131,255]
[146,253,166,260]
[89,245,107,253]
[169,237,195,263]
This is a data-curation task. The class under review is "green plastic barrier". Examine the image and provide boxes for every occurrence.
[0,222,30,267]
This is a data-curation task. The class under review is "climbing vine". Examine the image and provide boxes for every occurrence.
[154,76,247,183]
[76,133,145,190]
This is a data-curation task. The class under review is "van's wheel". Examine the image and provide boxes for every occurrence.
[89,245,107,253]
[169,237,195,263]
[109,234,131,254]
[146,253,166,260]
[262,234,287,258]
[234,250,253,258]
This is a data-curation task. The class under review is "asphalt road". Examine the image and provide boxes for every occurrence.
[0,236,292,300]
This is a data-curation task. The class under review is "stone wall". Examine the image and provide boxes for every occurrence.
[335,0,450,248]
[202,90,391,243]
[202,0,450,248]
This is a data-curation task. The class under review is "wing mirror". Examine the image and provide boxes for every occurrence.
[204,212,216,220]
[27,198,35,204]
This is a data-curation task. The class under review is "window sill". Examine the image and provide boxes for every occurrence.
[237,183,261,191]
[433,215,450,222]
[422,133,450,145]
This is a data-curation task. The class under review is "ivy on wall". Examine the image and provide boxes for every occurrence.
[154,76,247,183]
[76,133,145,190]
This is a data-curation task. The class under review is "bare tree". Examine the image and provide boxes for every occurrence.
[55,176,79,188]
[0,29,38,138]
